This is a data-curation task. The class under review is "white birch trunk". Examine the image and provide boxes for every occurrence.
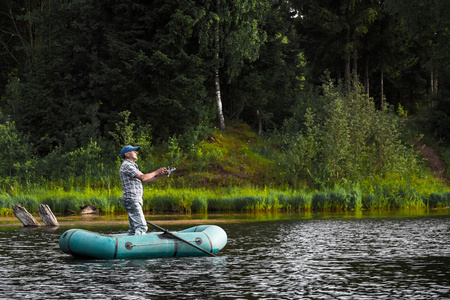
[215,68,225,130]
[215,0,225,130]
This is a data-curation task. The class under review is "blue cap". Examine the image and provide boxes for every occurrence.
[120,145,140,159]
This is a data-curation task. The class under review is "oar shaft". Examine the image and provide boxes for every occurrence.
[147,221,216,257]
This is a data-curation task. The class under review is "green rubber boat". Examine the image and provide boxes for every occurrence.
[59,224,227,259]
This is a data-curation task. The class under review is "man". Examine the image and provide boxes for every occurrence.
[119,145,169,235]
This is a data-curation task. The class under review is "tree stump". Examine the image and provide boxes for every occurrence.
[12,204,40,227]
[36,204,59,226]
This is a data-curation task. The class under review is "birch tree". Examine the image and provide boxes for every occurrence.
[198,0,268,130]
[214,0,225,130]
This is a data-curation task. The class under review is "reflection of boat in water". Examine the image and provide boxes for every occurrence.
[59,225,227,259]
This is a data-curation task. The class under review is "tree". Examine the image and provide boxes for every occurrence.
[214,0,226,130]
[361,2,410,106]
[5,0,102,155]
[0,0,40,98]
[381,0,450,144]
[285,77,415,186]
[385,0,450,103]
[91,0,214,139]
[0,117,34,179]
[196,0,269,130]
[292,0,378,92]
[228,0,305,132]
[6,0,215,153]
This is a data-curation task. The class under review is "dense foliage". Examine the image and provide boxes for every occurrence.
[1,0,450,213]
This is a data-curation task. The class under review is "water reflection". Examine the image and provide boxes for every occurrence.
[2,207,449,226]
[0,214,449,299]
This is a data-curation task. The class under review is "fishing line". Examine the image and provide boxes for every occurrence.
[166,127,216,175]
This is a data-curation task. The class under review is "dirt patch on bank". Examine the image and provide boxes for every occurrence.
[411,139,447,180]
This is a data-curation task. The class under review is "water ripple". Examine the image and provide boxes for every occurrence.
[0,216,449,299]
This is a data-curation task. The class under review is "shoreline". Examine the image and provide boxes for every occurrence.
[0,213,252,227]
[0,219,240,228]
[1,207,449,227]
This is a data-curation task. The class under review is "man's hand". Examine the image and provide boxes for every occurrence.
[158,167,169,177]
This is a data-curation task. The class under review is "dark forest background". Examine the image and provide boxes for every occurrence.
[1,0,450,192]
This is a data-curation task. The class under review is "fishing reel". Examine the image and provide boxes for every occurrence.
[167,166,176,175]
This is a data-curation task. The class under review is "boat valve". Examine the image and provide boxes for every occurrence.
[125,242,134,250]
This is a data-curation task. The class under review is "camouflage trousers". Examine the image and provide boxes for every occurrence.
[123,201,148,235]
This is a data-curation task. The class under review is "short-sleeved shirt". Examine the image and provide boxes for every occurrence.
[119,159,144,205]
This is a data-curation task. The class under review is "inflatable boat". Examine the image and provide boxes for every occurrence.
[59,224,227,259]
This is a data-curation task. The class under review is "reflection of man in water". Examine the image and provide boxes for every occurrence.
[119,145,168,235]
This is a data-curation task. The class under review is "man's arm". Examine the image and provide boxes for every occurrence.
[135,167,169,183]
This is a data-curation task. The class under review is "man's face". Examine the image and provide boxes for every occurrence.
[125,150,138,161]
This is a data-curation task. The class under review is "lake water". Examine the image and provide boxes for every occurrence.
[0,211,449,299]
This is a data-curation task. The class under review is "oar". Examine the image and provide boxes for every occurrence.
[147,221,216,257]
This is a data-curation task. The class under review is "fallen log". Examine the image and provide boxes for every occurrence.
[36,204,59,226]
[12,204,40,227]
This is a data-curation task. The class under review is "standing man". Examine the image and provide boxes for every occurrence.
[119,145,169,235]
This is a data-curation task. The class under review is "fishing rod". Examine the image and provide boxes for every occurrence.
[166,127,217,175]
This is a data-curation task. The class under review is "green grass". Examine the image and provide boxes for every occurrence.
[1,123,450,215]
[2,184,449,216]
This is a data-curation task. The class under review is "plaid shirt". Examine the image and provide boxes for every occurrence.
[119,159,144,205]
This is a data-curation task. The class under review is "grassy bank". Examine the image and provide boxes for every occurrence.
[1,183,450,217]
[2,119,450,216]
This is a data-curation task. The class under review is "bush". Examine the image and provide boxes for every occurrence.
[280,78,422,189]
[428,192,450,208]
